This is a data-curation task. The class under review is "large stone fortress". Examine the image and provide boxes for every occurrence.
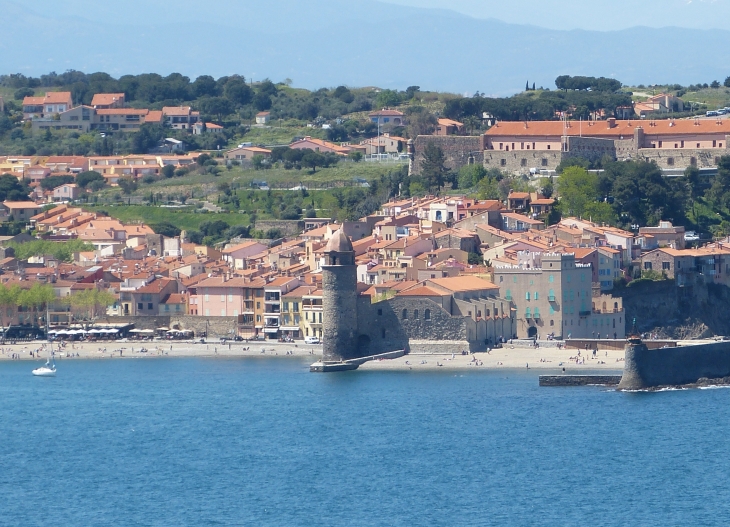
[412,118,730,175]
[321,230,516,361]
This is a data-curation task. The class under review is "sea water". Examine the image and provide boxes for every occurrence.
[1,358,729,526]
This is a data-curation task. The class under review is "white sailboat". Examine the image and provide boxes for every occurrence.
[32,358,56,377]
[32,339,56,377]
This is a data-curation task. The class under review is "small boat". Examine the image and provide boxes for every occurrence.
[32,359,56,377]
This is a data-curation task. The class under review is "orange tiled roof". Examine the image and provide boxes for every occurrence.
[486,119,730,138]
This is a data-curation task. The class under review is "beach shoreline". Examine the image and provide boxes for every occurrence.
[0,339,631,372]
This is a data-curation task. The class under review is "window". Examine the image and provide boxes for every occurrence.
[378,309,382,316]
[534,308,540,319]
[526,292,531,300]
[499,276,503,282]
[534,292,539,301]
[137,303,143,310]
[148,303,153,310]
[221,295,225,302]
[256,315,261,322]
[205,294,209,302]
[667,157,674,166]
[228,294,233,302]
[256,302,261,309]
[221,309,225,316]
[662,262,671,270]
[424,309,431,320]
[293,302,299,312]
[505,289,512,300]
[541,158,548,167]
[525,307,531,318]
[414,310,419,319]
[402,309,408,319]
[550,320,554,326]
[500,159,506,167]
[644,262,653,270]
[381,328,386,338]
[520,158,527,167]
[206,309,210,316]
[549,275,554,283]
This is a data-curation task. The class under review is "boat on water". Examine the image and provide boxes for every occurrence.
[32,359,56,377]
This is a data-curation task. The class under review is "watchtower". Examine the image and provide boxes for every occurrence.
[321,229,358,361]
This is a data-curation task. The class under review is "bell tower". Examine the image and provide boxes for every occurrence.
[321,229,358,361]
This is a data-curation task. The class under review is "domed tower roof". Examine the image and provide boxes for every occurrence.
[325,228,353,253]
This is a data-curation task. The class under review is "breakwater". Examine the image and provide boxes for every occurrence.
[540,375,622,387]
[618,340,730,390]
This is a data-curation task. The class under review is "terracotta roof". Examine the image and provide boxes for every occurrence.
[428,276,499,292]
[438,118,463,127]
[96,109,148,116]
[222,241,266,254]
[369,109,404,117]
[146,111,163,123]
[486,119,730,138]
[162,106,193,116]
[397,285,446,297]
[23,96,45,105]
[91,93,125,106]
[43,92,72,104]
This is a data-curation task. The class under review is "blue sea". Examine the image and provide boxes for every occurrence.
[1,358,729,526]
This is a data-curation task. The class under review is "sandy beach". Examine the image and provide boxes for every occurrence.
[0,339,630,372]
[0,340,323,362]
[358,345,626,372]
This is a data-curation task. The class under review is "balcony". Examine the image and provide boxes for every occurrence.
[579,310,591,317]
[548,295,556,302]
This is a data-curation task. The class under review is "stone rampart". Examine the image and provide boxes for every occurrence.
[254,220,304,236]
[636,148,725,170]
[618,341,730,390]
[482,150,562,175]
[412,135,484,175]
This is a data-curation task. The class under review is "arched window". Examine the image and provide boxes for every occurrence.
[402,309,408,320]
[414,309,419,319]
[424,309,431,320]
[614,302,618,311]
[602,301,607,311]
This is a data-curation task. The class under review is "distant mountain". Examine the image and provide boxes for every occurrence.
[1,0,730,95]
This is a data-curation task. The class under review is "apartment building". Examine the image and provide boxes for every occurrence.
[493,252,625,339]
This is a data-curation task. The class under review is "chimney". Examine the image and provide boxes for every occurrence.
[607,118,616,129]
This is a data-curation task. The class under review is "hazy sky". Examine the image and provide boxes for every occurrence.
[381,0,730,31]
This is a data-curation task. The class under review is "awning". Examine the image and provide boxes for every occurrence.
[280,327,301,331]
[263,328,279,333]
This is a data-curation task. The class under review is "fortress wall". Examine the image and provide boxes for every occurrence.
[412,135,484,174]
[619,341,730,390]
[482,150,562,175]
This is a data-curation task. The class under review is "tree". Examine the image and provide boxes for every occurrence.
[150,221,181,237]
[0,174,30,201]
[420,142,448,193]
[477,175,500,200]
[556,166,599,217]
[198,97,233,122]
[253,92,272,111]
[161,165,175,178]
[40,175,75,191]
[301,151,325,173]
[75,170,104,188]
[348,151,363,162]
[711,80,721,89]
[468,252,483,265]
[18,283,55,327]
[458,164,487,190]
[192,75,220,98]
[724,77,730,89]
[118,177,138,195]
[375,89,401,108]
[0,284,20,338]
[67,289,116,324]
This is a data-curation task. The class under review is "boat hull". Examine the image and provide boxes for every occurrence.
[32,368,56,377]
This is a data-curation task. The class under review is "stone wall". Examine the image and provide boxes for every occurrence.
[255,220,304,236]
[564,136,616,163]
[619,340,730,390]
[412,135,485,175]
[482,150,562,175]
[636,148,725,170]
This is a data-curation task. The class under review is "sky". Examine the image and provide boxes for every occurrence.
[381,0,730,31]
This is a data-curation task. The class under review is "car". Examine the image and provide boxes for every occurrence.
[685,231,700,242]
[234,336,243,342]
[304,336,321,345]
